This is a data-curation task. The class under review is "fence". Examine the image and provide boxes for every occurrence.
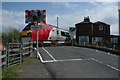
[0,42,33,67]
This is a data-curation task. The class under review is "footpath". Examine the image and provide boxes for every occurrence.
[17,57,53,79]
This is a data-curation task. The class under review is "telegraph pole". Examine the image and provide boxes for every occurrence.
[57,17,58,28]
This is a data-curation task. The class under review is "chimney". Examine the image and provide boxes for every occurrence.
[84,16,90,22]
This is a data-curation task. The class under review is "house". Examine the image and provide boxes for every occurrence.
[75,16,110,45]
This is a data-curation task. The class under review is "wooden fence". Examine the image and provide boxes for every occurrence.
[0,42,33,67]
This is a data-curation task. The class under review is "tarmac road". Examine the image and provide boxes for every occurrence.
[38,46,119,78]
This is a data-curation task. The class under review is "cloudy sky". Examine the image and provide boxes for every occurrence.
[1,0,120,35]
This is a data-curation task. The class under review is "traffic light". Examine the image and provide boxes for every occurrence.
[25,10,46,24]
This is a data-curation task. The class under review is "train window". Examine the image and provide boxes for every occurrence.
[61,31,66,36]
[23,24,32,31]
[57,30,59,34]
[66,33,70,37]
[23,26,31,31]
[61,31,70,37]
[52,30,54,31]
[22,23,35,31]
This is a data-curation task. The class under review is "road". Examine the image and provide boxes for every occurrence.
[37,46,119,78]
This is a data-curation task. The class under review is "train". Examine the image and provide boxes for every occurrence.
[21,23,72,46]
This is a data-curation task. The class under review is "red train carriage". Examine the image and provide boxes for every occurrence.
[31,23,71,46]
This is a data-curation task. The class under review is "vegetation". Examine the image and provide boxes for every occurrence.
[1,27,20,45]
[2,58,36,78]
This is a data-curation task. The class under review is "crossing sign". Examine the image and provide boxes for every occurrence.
[25,10,46,24]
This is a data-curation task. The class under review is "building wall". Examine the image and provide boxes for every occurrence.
[76,23,93,36]
[93,23,110,37]
[76,23,93,44]
[76,22,110,44]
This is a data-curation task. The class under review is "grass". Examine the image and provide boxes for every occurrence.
[2,57,37,78]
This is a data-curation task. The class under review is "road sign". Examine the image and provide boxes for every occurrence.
[25,10,46,24]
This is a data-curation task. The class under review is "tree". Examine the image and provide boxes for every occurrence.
[2,27,20,45]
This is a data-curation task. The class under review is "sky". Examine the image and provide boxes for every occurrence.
[1,1,120,35]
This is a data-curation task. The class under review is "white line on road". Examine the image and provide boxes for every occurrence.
[81,48,118,57]
[91,58,120,72]
[34,48,44,63]
[42,58,91,63]
[42,47,56,61]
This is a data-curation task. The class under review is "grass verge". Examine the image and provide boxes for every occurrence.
[2,57,37,78]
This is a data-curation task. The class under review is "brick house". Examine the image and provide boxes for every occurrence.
[75,16,120,50]
[75,16,110,45]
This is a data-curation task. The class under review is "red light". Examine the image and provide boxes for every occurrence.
[37,11,41,16]
[43,15,46,18]
[43,10,46,12]
[31,10,34,12]
[25,10,29,13]
[25,20,28,23]
[28,11,32,16]
[31,21,34,24]
[43,21,46,23]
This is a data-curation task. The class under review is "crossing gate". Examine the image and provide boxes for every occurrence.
[7,43,22,66]
[1,42,33,67]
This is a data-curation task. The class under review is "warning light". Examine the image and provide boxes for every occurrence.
[43,21,46,23]
[43,10,46,12]
[28,11,32,16]
[25,10,46,23]
[32,15,37,21]
[37,11,41,16]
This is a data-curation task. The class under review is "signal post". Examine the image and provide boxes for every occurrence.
[25,10,46,57]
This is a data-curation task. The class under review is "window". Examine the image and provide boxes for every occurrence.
[99,25,103,30]
[61,31,65,36]
[23,26,31,31]
[57,30,59,34]
[79,36,89,44]
[111,37,118,43]
[92,37,102,43]
[61,31,70,37]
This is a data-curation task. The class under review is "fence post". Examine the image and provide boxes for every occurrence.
[29,41,31,56]
[113,44,115,50]
[20,43,23,63]
[7,43,10,67]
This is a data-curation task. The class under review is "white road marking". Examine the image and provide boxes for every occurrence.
[42,58,91,63]
[106,65,120,71]
[36,47,119,72]
[81,47,118,57]
[73,47,78,48]
[42,47,56,61]
[95,50,98,51]
[34,48,44,62]
[91,58,120,72]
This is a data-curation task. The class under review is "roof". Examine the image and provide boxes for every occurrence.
[94,21,110,26]
[75,21,93,26]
